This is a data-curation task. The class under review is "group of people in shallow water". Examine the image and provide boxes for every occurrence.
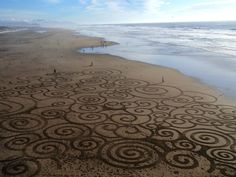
[91,40,108,50]
[92,40,108,50]
[100,40,107,47]
[80,40,108,53]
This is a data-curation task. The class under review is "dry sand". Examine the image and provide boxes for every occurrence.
[0,29,235,177]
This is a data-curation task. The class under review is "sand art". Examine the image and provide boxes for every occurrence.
[0,68,235,177]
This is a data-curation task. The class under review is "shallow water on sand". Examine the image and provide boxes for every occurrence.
[77,22,236,100]
[81,46,236,100]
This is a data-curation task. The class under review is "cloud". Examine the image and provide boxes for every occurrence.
[86,0,127,12]
[178,0,236,12]
[1,0,235,24]
[165,0,236,22]
[143,0,167,14]
[84,0,167,16]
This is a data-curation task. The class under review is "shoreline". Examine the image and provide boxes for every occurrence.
[0,28,235,106]
[77,41,236,105]
[76,23,236,103]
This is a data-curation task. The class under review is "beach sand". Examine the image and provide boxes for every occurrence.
[0,29,235,177]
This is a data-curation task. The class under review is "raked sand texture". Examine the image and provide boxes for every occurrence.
[0,29,235,177]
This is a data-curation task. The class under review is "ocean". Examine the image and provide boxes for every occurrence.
[76,21,236,100]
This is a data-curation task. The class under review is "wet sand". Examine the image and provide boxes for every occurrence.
[0,29,235,177]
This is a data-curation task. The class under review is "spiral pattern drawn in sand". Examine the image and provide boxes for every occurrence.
[0,68,235,176]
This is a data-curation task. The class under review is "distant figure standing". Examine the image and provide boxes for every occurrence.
[89,61,94,67]
[101,40,106,47]
[162,76,165,83]
[54,69,57,74]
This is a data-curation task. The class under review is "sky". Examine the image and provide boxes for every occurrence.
[0,0,236,24]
